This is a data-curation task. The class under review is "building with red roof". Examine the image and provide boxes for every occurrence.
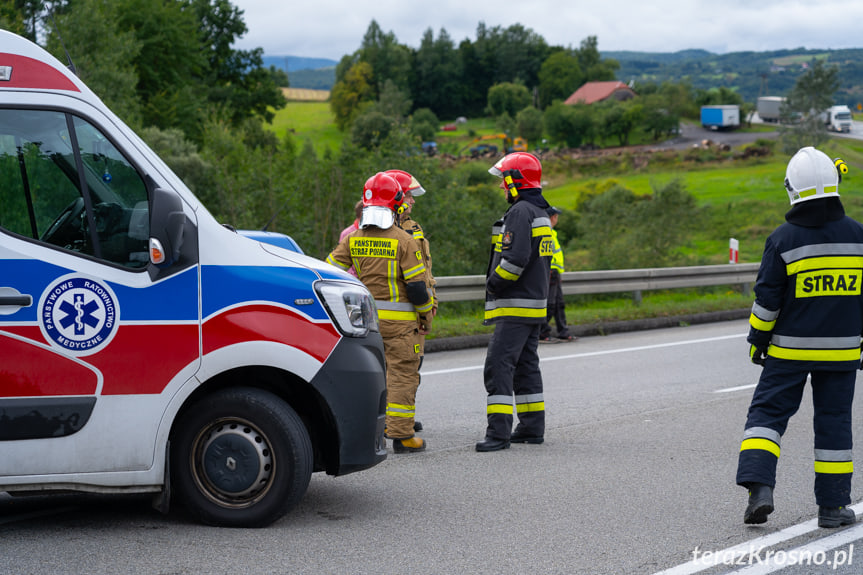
[564,81,637,105]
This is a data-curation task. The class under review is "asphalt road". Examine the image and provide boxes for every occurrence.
[3,319,863,574]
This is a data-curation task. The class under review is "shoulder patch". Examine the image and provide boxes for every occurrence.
[501,231,513,246]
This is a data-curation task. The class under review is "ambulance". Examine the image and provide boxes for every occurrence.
[0,30,387,527]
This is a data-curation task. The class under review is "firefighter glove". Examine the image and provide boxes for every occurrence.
[750,344,767,366]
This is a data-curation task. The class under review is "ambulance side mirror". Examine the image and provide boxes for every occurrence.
[149,188,186,268]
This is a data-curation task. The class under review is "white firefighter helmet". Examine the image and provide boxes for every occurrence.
[784,146,840,205]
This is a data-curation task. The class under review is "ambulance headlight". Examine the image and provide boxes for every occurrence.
[316,281,379,337]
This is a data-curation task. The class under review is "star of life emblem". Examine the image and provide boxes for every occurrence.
[39,275,119,356]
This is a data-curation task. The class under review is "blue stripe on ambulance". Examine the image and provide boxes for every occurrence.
[201,265,330,320]
[0,259,199,322]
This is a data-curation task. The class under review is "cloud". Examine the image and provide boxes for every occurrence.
[232,0,863,59]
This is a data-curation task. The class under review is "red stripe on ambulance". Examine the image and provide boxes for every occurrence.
[203,304,340,362]
[0,53,80,91]
[0,332,97,396]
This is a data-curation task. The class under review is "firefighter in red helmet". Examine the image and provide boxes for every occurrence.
[385,169,436,433]
[327,172,434,453]
[476,152,553,452]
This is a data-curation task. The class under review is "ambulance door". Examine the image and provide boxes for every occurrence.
[0,107,200,477]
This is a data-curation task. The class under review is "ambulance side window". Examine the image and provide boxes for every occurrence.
[0,109,149,269]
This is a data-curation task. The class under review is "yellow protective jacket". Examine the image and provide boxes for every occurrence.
[550,228,564,274]
[327,224,433,336]
[400,215,436,310]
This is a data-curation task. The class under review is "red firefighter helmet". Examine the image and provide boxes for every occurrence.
[362,172,404,210]
[384,169,426,196]
[360,172,404,229]
[488,152,542,190]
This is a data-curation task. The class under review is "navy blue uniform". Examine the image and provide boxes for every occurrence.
[483,190,552,440]
[737,198,863,507]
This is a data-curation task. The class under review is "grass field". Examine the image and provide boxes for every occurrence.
[269,101,342,155]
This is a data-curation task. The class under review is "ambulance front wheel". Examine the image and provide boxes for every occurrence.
[171,387,313,527]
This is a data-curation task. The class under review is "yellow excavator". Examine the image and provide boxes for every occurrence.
[461,134,528,158]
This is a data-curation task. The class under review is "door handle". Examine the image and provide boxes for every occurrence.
[0,295,31,306]
[0,287,32,311]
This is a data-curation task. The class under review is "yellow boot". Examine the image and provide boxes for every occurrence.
[392,436,426,453]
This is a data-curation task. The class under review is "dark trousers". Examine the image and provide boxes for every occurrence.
[483,321,545,440]
[736,360,855,507]
[540,275,569,338]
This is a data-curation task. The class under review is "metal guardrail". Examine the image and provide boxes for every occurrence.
[434,263,761,302]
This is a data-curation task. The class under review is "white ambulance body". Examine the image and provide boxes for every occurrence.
[0,30,387,527]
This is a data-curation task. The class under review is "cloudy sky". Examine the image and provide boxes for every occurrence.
[231,0,863,61]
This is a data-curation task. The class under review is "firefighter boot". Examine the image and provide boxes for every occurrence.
[818,506,856,528]
[510,428,544,444]
[743,483,774,524]
[475,436,510,452]
[392,437,426,453]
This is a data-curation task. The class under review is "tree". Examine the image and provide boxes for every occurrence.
[579,180,699,269]
[600,100,644,146]
[330,61,375,131]
[190,0,286,126]
[14,0,49,41]
[45,0,142,127]
[456,33,490,118]
[269,66,289,88]
[495,111,516,137]
[695,86,744,107]
[640,93,680,141]
[410,108,439,143]
[111,0,207,136]
[413,28,462,119]
[577,36,619,82]
[543,101,595,148]
[350,111,395,150]
[371,79,412,120]
[487,82,531,118]
[538,50,583,109]
[779,58,840,154]
[516,106,544,145]
[358,20,412,98]
[0,0,26,36]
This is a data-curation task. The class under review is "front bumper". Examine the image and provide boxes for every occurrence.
[311,331,387,475]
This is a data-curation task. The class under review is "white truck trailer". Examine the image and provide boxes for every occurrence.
[757,96,785,123]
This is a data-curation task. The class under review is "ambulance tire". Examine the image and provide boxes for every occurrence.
[171,387,313,527]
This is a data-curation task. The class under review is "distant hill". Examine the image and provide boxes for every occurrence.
[263,55,338,72]
[263,55,337,91]
[603,48,863,108]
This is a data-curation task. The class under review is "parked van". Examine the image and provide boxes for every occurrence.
[0,30,387,527]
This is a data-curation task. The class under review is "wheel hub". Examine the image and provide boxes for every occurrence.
[200,422,272,501]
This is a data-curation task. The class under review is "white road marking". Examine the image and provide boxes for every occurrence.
[423,333,747,376]
[715,384,758,394]
[652,501,863,575]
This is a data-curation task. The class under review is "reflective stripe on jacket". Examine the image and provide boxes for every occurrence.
[484,197,552,324]
[748,200,863,370]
